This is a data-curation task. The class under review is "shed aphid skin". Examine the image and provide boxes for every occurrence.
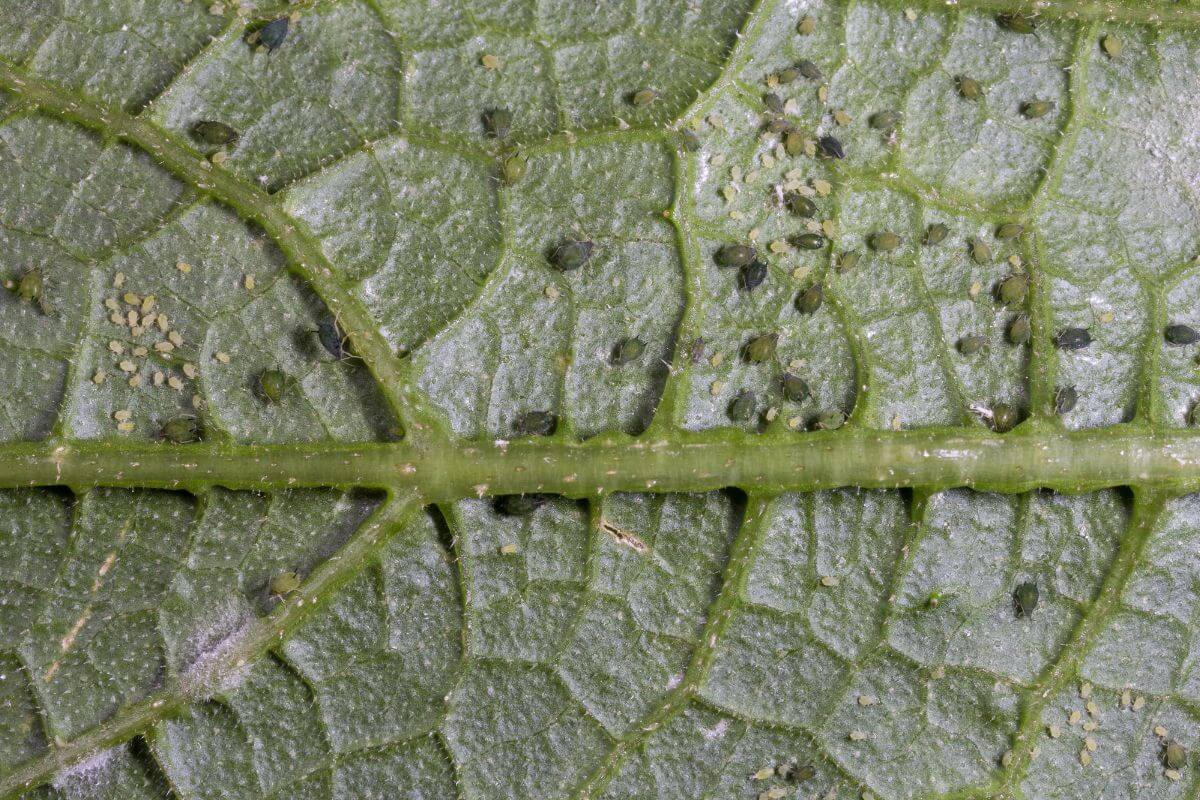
[716,243,756,268]
[494,493,551,516]
[870,231,902,252]
[956,76,983,100]
[995,223,1024,240]
[924,223,949,245]
[257,368,291,403]
[1055,327,1092,350]
[1165,324,1200,345]
[991,403,1019,432]
[611,336,645,365]
[1021,100,1055,119]
[817,135,845,159]
[190,120,238,146]
[780,373,810,403]
[1054,385,1078,415]
[997,275,1028,305]
[969,237,992,264]
[1008,314,1032,345]
[1013,580,1039,617]
[269,570,301,596]
[796,283,823,314]
[162,415,202,444]
[786,192,817,218]
[744,333,778,363]
[550,239,594,271]
[1163,740,1187,770]
[631,88,659,108]
[482,108,512,139]
[957,334,986,356]
[501,154,527,185]
[997,12,1038,33]
[255,17,290,51]
[814,409,845,430]
[513,410,557,437]
[739,261,768,292]
[1102,34,1123,59]
[728,390,757,422]
[869,110,900,130]
[763,92,784,114]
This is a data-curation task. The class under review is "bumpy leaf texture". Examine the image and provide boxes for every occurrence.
[1,1,1200,799]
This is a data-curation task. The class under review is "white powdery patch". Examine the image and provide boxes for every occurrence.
[176,597,257,699]
[703,717,731,741]
[52,746,118,793]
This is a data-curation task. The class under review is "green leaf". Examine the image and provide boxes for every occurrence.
[3,1,1200,799]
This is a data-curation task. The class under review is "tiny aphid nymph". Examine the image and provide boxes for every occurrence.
[550,239,594,271]
[502,154,527,185]
[991,403,1018,432]
[969,237,993,264]
[1014,581,1039,617]
[797,16,816,35]
[632,88,659,108]
[739,261,768,292]
[814,409,845,430]
[997,13,1037,33]
[483,108,512,138]
[716,244,756,268]
[924,223,949,245]
[611,336,646,365]
[784,130,805,157]
[258,368,291,404]
[744,333,778,363]
[514,410,557,437]
[191,120,239,146]
[315,318,351,360]
[269,570,302,596]
[494,493,551,516]
[1021,100,1055,119]
[869,110,900,130]
[786,193,817,218]
[837,251,861,272]
[957,334,986,356]
[995,223,1024,240]
[1055,327,1092,350]
[1102,34,1122,59]
[257,17,290,51]
[680,128,701,152]
[956,76,983,100]
[13,268,49,313]
[1163,740,1187,770]
[817,135,845,159]
[780,373,810,403]
[796,284,823,314]
[794,60,823,81]
[728,390,756,421]
[795,233,826,250]
[870,231,902,252]
[1054,385,1078,415]
[1008,314,1032,345]
[763,92,784,114]
[162,415,202,444]
[997,275,1028,305]
[1165,324,1200,345]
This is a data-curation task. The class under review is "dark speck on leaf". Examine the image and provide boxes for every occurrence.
[1165,324,1200,345]
[257,17,289,51]
[817,135,845,159]
[1054,327,1092,351]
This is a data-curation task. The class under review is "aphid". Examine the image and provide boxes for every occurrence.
[257,368,291,403]
[1008,314,1032,345]
[1165,324,1200,345]
[502,154,527,185]
[631,88,659,108]
[784,130,805,156]
[483,108,512,138]
[763,92,784,114]
[776,66,801,84]
[924,223,949,245]
[494,493,551,516]
[969,237,992,264]
[12,268,49,313]
[997,275,1028,305]
[191,120,239,146]
[679,128,701,152]
[1054,385,1078,415]
[1021,100,1055,119]
[1102,34,1122,59]
[764,117,792,134]
[795,233,826,250]
[995,223,1025,240]
[1055,327,1092,350]
[257,17,289,51]
[162,415,202,444]
[796,283,823,314]
[738,261,768,292]
[797,16,816,35]
[786,193,817,218]
[997,13,1037,33]
[1190,403,1200,427]
[992,403,1019,432]
[744,333,778,363]
[716,244,756,268]
[957,334,986,356]
[1163,740,1187,770]
[550,239,594,271]
[728,390,756,422]
[780,373,810,403]
[611,336,645,365]
[687,337,707,363]
[513,410,557,436]
[269,570,302,596]
[837,251,861,272]
[869,110,901,130]
[315,318,351,360]
[814,409,845,430]
[794,59,823,80]
[1013,581,1039,616]
[956,75,983,100]
[870,231,902,251]
[817,135,845,159]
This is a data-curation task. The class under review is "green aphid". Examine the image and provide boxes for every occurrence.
[502,154,527,185]
[631,88,659,108]
[969,237,993,264]
[1055,327,1092,350]
[1021,100,1055,119]
[784,130,805,156]
[780,373,810,403]
[869,110,901,130]
[837,251,861,272]
[744,333,778,363]
[269,570,302,596]
[716,244,756,268]
[550,239,594,271]
[1053,384,1078,415]
[1165,324,1200,345]
[924,223,949,245]
[1008,314,1032,345]
[513,410,557,436]
[997,275,1028,305]
[997,13,1038,33]
[1164,740,1188,770]
[257,368,291,403]
[191,120,239,146]
[611,336,646,365]
[795,233,826,250]
[796,15,816,35]
[494,493,551,516]
[679,128,701,152]
[991,403,1019,432]
[957,334,986,356]
[728,390,757,422]
[814,409,845,430]
[763,92,784,114]
[1013,580,1039,617]
[870,231,902,252]
[162,415,202,444]
[13,268,49,313]
[796,284,823,314]
[956,75,983,100]
[995,223,1025,240]
[1102,33,1122,59]
[786,193,817,217]
[764,117,792,134]
[483,108,512,138]
[776,66,801,84]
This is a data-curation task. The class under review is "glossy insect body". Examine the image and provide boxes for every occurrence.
[817,136,845,159]
[1165,324,1200,345]
[514,410,557,436]
[162,416,202,444]
[1013,580,1039,617]
[739,261,768,291]
[1021,100,1054,119]
[611,337,645,365]
[786,193,817,218]
[924,224,949,245]
[991,403,1018,432]
[780,373,809,403]
[632,88,659,107]
[1055,327,1092,350]
[957,335,986,356]
[728,390,756,421]
[1008,315,1032,345]
[1054,385,1078,415]
[494,493,551,516]
[258,369,292,403]
[795,233,826,250]
[997,275,1028,305]
[269,571,301,596]
[191,120,238,146]
[13,268,49,313]
[995,223,1024,240]
[969,238,992,264]
[744,334,778,363]
[1164,741,1187,770]
[796,284,823,314]
[956,76,983,100]
[316,319,351,360]
[502,155,527,185]
[814,409,844,430]
[551,240,594,271]
[870,231,902,251]
[716,244,756,268]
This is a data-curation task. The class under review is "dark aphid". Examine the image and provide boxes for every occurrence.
[797,15,816,35]
[764,117,792,134]
[957,334,986,356]
[869,110,901,130]
[924,223,949,245]
[1021,100,1055,119]
[550,239,594,271]
[991,403,1019,432]
[728,390,756,422]
[631,88,659,108]
[679,128,701,152]
[611,336,646,365]
[969,237,992,264]
[997,13,1037,33]
[794,59,823,80]
[1008,314,1032,345]
[738,261,768,292]
[870,231,902,251]
[1054,384,1078,415]
[784,130,805,156]
[316,318,350,360]
[814,409,845,430]
[1164,740,1187,770]
[162,415,202,444]
[776,66,801,84]
[1165,324,1200,345]
[513,410,557,437]
[796,283,823,314]
[837,251,861,272]
[817,135,845,159]
[995,223,1025,240]
[483,108,512,138]
[257,17,289,51]
[716,243,756,268]
[786,192,817,217]
[257,368,291,403]
[956,75,983,100]
[795,233,826,250]
[1055,327,1092,350]
[787,763,816,783]
[269,570,302,596]
[780,373,810,403]
[763,92,784,114]
[744,333,778,363]
[494,493,552,516]
[687,337,707,363]
[997,275,1028,305]
[1101,34,1122,59]
[502,154,527,185]
[1013,580,1039,617]
[191,120,239,146]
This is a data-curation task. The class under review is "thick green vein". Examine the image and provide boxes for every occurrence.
[909,0,1200,27]
[0,60,421,435]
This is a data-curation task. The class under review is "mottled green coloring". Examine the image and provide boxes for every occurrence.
[269,571,302,596]
[728,390,756,421]
[162,416,202,444]
[716,243,756,267]
[924,223,949,245]
[744,333,778,363]
[611,336,645,365]
[796,284,823,314]
[550,239,594,271]
[1013,580,1039,617]
[870,231,902,251]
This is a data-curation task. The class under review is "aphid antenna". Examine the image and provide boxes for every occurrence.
[968,402,994,423]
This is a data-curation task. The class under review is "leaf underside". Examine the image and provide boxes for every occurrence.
[2,1,1200,799]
